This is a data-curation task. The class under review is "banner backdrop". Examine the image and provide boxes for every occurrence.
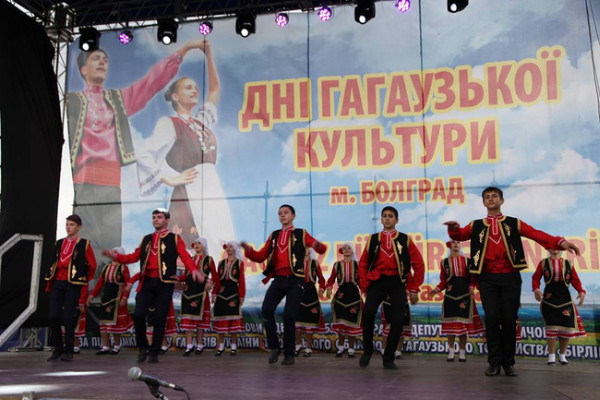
[62,0,600,359]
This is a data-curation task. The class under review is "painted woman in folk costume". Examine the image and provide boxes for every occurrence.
[136,39,234,259]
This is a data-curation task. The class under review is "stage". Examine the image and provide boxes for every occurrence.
[0,349,597,399]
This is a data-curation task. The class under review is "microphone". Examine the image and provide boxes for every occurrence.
[128,367,184,392]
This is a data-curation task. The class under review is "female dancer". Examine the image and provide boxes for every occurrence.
[532,249,586,365]
[212,241,245,356]
[179,238,218,356]
[87,247,133,354]
[429,241,485,361]
[326,243,362,358]
[295,249,327,357]
[137,39,234,256]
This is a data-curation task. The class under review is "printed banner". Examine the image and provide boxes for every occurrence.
[62,0,599,358]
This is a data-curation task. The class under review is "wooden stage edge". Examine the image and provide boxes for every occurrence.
[0,349,598,400]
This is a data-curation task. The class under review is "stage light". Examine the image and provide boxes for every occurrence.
[275,13,289,27]
[318,6,333,22]
[78,27,100,52]
[395,0,411,13]
[355,0,376,24]
[236,13,256,37]
[157,18,178,45]
[118,30,133,45]
[448,0,469,13]
[199,21,213,35]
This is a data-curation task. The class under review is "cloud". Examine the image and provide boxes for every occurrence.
[275,178,309,195]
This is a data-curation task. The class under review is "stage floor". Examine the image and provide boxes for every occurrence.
[0,349,598,400]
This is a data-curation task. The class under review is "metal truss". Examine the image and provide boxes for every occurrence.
[10,0,356,30]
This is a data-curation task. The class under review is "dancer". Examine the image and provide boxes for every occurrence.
[326,243,362,358]
[358,206,425,370]
[87,247,133,355]
[137,39,233,256]
[242,204,327,365]
[445,186,580,376]
[428,240,485,362]
[102,208,203,363]
[212,241,245,356]
[45,215,97,362]
[179,238,217,356]
[295,249,327,357]
[532,249,586,365]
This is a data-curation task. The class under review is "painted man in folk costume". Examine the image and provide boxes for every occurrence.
[67,40,208,260]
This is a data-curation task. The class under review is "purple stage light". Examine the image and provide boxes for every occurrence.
[318,6,333,22]
[395,0,411,13]
[275,13,289,27]
[199,21,213,35]
[118,30,133,45]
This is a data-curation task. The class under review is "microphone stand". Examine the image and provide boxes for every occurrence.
[147,383,169,400]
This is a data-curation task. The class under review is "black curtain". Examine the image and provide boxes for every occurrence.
[0,2,63,327]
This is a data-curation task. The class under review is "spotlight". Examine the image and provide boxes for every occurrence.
[157,18,178,45]
[78,27,100,52]
[199,21,213,35]
[236,13,256,37]
[318,6,333,22]
[118,30,133,45]
[448,0,468,13]
[395,0,411,14]
[275,13,289,27]
[355,0,376,25]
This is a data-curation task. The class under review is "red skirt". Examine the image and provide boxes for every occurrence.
[99,301,133,334]
[74,307,86,338]
[297,313,327,334]
[440,304,485,337]
[212,318,244,334]
[545,306,586,339]
[180,299,211,331]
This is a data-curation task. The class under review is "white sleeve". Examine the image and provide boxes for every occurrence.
[136,117,178,196]
[194,101,217,130]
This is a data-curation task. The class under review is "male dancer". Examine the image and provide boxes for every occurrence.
[242,204,327,365]
[103,208,203,363]
[45,215,97,361]
[445,186,580,376]
[67,39,207,259]
[358,206,424,370]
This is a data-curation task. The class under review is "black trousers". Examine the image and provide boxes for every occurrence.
[362,275,406,363]
[261,275,305,357]
[48,280,82,353]
[479,272,521,368]
[74,183,121,264]
[133,278,174,354]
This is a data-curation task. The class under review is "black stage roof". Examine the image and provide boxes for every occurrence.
[12,0,358,28]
